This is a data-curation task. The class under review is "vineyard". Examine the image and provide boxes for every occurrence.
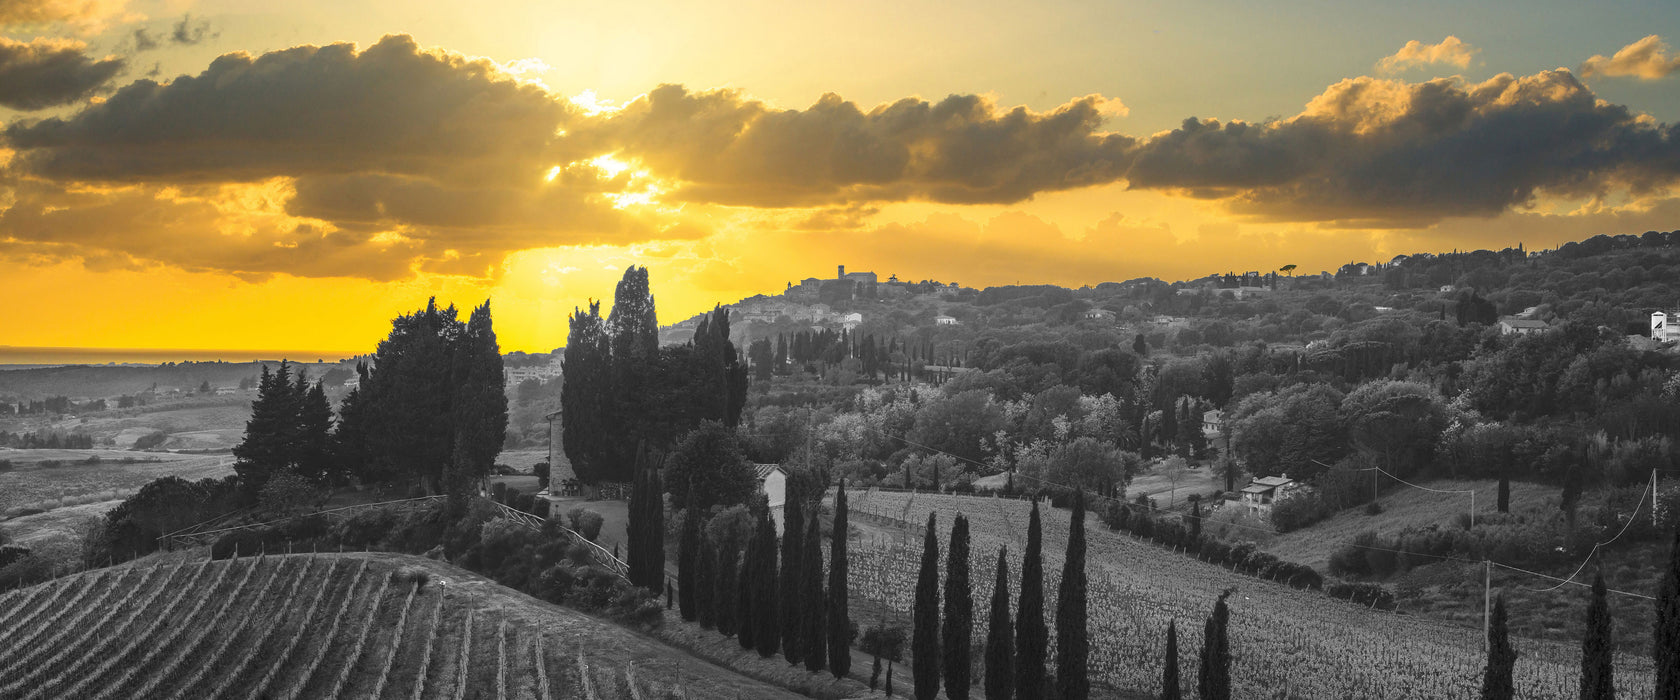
[0,553,798,700]
[849,490,1658,699]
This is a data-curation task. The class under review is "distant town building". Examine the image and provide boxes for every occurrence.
[1497,318,1549,336]
[1083,308,1116,321]
[841,312,864,329]
[1202,409,1223,438]
[838,265,877,284]
[1654,312,1680,343]
[1242,474,1297,517]
[935,314,959,326]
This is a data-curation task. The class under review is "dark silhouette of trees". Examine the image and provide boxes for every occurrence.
[1015,501,1046,700]
[678,490,700,621]
[664,422,758,512]
[828,481,852,678]
[802,512,827,673]
[781,492,807,664]
[1581,570,1614,700]
[1657,523,1680,699]
[1482,594,1515,700]
[696,534,717,630]
[628,463,665,590]
[1162,620,1181,700]
[753,506,781,657]
[1198,590,1231,700]
[985,546,1013,700]
[913,512,941,700]
[943,514,972,700]
[1055,492,1088,700]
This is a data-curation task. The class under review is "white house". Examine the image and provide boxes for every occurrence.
[755,464,788,532]
[1083,308,1116,321]
[1497,318,1549,336]
[934,315,959,326]
[1241,474,1296,517]
[841,312,864,330]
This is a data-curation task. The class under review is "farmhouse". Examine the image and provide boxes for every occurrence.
[1241,474,1296,517]
[935,314,959,326]
[841,312,864,329]
[1497,318,1549,336]
[1083,308,1116,321]
[756,464,787,531]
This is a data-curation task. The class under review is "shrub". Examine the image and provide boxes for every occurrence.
[390,565,432,591]
[1271,492,1332,533]
[132,431,169,450]
[567,508,604,541]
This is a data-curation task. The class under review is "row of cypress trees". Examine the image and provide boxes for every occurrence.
[913,493,1091,700]
[674,481,853,679]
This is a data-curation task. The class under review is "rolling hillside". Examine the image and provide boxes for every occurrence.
[848,490,1656,699]
[0,553,801,700]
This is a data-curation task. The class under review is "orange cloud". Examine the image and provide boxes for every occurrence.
[0,37,123,109]
[1580,35,1680,80]
[1376,36,1478,74]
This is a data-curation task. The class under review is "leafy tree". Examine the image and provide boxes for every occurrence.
[909,390,1005,466]
[1198,590,1231,700]
[913,512,941,699]
[1340,380,1446,478]
[448,301,508,506]
[258,467,325,516]
[943,514,972,700]
[1581,570,1614,700]
[665,422,758,512]
[985,546,1014,700]
[1055,492,1088,700]
[802,512,827,673]
[1162,620,1181,700]
[1016,501,1047,700]
[828,480,852,678]
[1482,595,1515,700]
[1046,438,1131,496]
[1657,522,1680,699]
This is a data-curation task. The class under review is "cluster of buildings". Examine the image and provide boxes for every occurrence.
[504,356,564,387]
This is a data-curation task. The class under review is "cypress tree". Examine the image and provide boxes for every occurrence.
[802,512,827,673]
[562,301,615,484]
[450,301,507,505]
[985,546,1013,700]
[755,507,781,658]
[913,512,941,700]
[1198,590,1231,700]
[1482,594,1516,700]
[1656,522,1680,699]
[738,523,760,650]
[716,538,741,637]
[944,514,972,700]
[781,493,806,664]
[1016,501,1047,700]
[1187,499,1203,541]
[1162,620,1181,700]
[678,489,700,621]
[1581,570,1614,700]
[828,481,852,678]
[697,535,716,630]
[1056,491,1089,700]
[1498,471,1511,513]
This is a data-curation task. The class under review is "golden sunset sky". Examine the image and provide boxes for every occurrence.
[1,0,1678,358]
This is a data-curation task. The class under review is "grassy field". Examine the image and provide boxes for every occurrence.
[0,552,805,699]
[845,489,1656,699]
[0,450,234,517]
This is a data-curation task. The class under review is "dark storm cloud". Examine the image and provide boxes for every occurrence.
[0,37,122,110]
[580,85,1137,206]
[1124,71,1680,226]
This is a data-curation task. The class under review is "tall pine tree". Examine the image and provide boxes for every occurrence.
[1581,569,1614,700]
[1482,594,1516,700]
[913,512,941,700]
[985,547,1013,700]
[802,511,828,673]
[1198,590,1231,700]
[781,493,807,664]
[738,520,760,650]
[678,489,701,621]
[943,514,972,700]
[1162,620,1181,700]
[447,301,507,508]
[1015,500,1047,700]
[1657,520,1680,700]
[716,537,741,637]
[627,462,665,590]
[828,480,852,678]
[1055,491,1089,700]
[562,301,614,485]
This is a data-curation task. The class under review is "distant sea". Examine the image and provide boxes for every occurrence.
[0,346,360,367]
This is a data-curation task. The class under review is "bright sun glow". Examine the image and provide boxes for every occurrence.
[589,155,631,179]
[544,165,561,182]
[569,89,621,116]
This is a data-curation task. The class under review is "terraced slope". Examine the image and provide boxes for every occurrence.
[851,490,1657,699]
[0,553,799,700]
